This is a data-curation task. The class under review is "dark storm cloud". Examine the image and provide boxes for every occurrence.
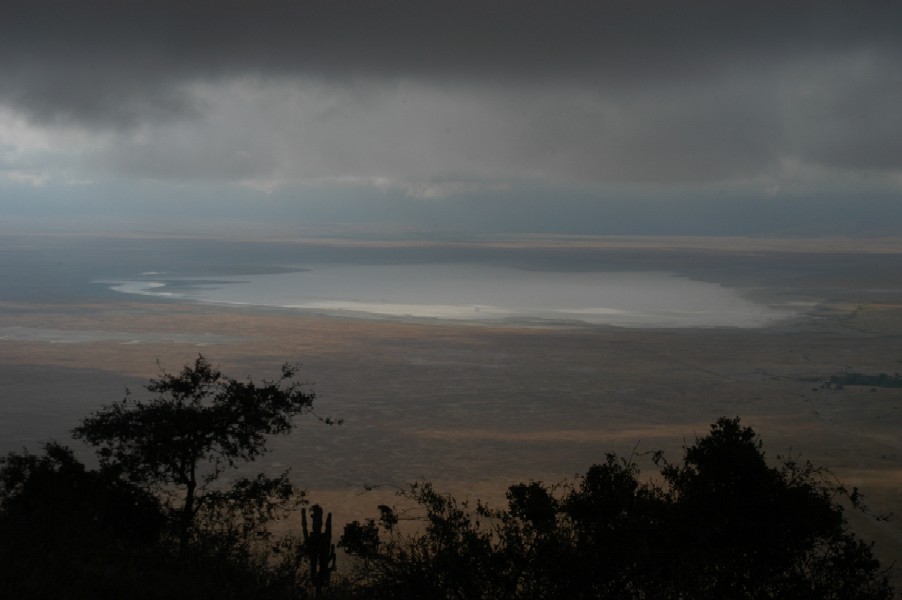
[4,0,902,221]
[2,0,900,126]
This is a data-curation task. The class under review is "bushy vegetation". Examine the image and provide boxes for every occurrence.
[1,356,327,599]
[0,442,308,599]
[72,355,325,554]
[0,358,895,599]
[340,418,894,599]
[826,372,902,389]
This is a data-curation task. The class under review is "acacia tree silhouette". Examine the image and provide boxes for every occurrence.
[73,355,325,552]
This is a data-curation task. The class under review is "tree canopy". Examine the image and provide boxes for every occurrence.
[73,355,323,550]
[0,357,893,599]
[0,442,315,599]
[1,356,335,598]
[340,418,894,599]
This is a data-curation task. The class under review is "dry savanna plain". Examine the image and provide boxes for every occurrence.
[1,232,901,581]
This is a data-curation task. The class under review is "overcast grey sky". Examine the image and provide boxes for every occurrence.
[2,1,901,235]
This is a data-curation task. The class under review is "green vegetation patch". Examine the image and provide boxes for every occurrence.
[825,372,902,389]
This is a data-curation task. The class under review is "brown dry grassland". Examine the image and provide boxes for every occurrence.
[1,234,900,578]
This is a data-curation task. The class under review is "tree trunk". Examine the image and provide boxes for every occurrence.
[179,478,196,554]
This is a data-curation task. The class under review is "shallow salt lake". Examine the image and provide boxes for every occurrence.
[105,263,793,328]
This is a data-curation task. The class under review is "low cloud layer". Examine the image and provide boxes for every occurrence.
[2,1,901,233]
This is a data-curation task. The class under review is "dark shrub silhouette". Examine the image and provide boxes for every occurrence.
[0,443,317,599]
[0,359,892,600]
[1,356,338,599]
[341,418,893,599]
[73,355,323,553]
[0,443,168,598]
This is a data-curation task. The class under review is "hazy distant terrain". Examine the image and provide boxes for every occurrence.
[1,231,901,581]
[4,3,902,595]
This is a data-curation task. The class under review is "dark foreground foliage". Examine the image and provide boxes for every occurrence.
[0,356,331,599]
[340,418,894,600]
[73,355,324,553]
[0,355,893,599]
[0,443,312,599]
